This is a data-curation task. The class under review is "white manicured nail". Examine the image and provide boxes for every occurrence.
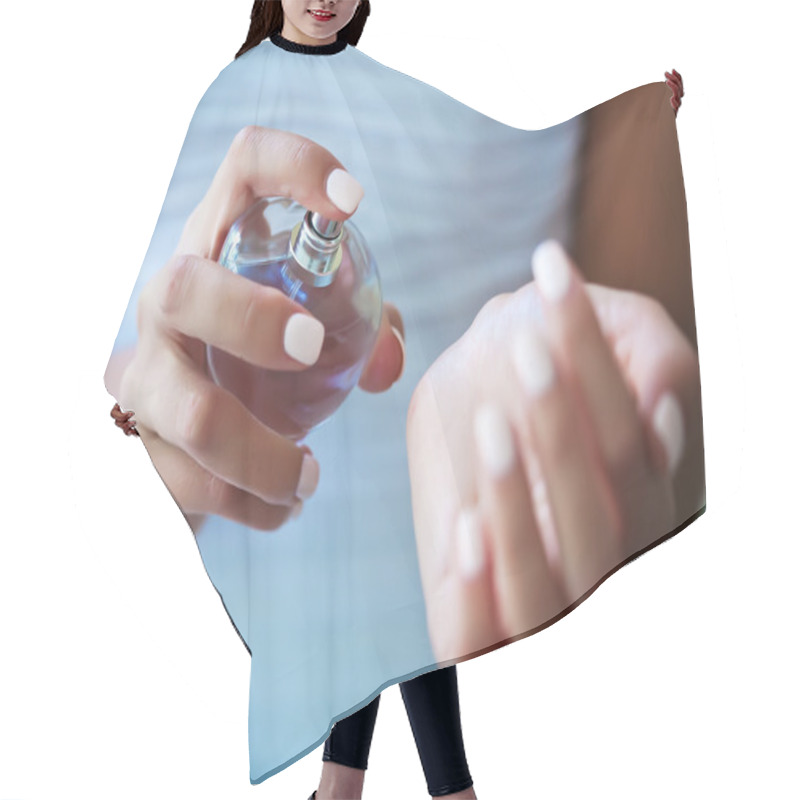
[390,325,406,382]
[652,392,685,476]
[456,507,484,579]
[532,239,571,303]
[296,454,320,500]
[284,313,325,366]
[512,326,555,398]
[326,168,364,214]
[474,404,515,478]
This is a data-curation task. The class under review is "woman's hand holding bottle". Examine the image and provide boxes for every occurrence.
[407,240,703,664]
[108,127,405,532]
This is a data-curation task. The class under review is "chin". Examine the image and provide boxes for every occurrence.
[303,27,337,41]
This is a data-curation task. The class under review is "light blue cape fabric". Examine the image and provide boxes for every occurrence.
[110,37,585,782]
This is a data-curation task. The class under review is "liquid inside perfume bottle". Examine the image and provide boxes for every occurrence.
[207,197,382,441]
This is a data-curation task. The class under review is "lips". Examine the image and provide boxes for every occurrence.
[308,9,335,21]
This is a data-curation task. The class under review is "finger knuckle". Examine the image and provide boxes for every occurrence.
[285,137,315,186]
[176,385,217,453]
[203,473,237,517]
[239,288,263,342]
[231,124,262,157]
[136,273,161,334]
[159,253,198,319]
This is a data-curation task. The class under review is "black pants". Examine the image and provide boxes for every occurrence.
[323,664,473,797]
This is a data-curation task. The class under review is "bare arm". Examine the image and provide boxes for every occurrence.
[570,77,704,522]
[571,78,698,350]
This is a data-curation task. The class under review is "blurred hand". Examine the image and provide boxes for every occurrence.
[407,240,703,664]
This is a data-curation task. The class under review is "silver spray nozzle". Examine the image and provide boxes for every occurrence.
[289,210,344,286]
[310,212,343,240]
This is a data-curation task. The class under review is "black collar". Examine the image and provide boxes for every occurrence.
[270,33,348,55]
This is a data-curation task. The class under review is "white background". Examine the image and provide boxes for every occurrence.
[1,1,797,798]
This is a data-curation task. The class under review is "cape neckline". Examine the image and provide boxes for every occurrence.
[269,32,348,56]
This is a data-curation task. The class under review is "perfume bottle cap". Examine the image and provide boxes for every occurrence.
[289,209,344,287]
[310,213,343,240]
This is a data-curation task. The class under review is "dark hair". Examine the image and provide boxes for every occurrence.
[236,1,371,59]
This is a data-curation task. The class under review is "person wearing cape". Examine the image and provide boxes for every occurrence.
[104,0,702,788]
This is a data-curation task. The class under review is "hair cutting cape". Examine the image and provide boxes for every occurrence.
[105,34,705,783]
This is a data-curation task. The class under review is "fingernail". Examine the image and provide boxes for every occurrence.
[296,453,320,500]
[456,507,485,579]
[652,392,685,476]
[512,326,555,398]
[474,403,516,478]
[326,168,364,214]
[390,325,406,382]
[284,313,325,366]
[289,501,304,520]
[532,239,571,303]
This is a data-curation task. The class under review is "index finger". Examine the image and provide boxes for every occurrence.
[142,252,327,371]
[531,241,649,495]
[178,126,365,260]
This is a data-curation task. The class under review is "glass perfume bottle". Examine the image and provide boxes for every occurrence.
[206,197,382,441]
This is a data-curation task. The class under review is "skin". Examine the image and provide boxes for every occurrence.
[399,77,697,665]
[111,7,685,787]
[105,127,405,535]
[281,0,361,46]
[276,8,475,798]
[407,245,704,665]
